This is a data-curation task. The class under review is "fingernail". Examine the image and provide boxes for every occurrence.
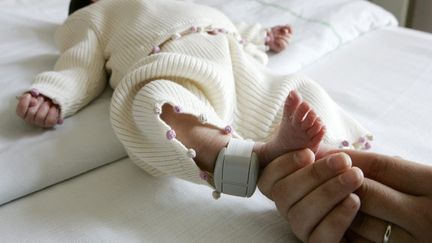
[343,194,360,210]
[293,151,304,164]
[57,118,64,125]
[326,153,351,170]
[293,149,312,165]
[339,167,363,185]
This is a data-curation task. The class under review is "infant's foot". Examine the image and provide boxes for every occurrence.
[258,90,325,166]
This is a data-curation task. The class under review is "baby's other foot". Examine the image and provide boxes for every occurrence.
[258,90,325,166]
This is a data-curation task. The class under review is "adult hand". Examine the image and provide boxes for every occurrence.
[342,150,432,243]
[258,149,364,243]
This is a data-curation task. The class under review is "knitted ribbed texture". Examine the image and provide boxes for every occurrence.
[30,0,371,186]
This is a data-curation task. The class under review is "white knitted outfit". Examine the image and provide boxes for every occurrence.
[30,0,371,186]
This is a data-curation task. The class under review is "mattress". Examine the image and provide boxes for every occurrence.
[1,0,431,242]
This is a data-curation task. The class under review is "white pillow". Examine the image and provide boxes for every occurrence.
[193,0,397,73]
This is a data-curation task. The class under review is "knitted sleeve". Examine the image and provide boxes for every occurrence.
[235,22,269,65]
[29,19,107,118]
[235,22,268,49]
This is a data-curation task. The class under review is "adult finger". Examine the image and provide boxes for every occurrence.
[272,152,353,217]
[24,96,44,124]
[308,194,360,243]
[355,178,422,233]
[34,101,50,127]
[350,212,415,243]
[287,168,363,241]
[16,94,32,118]
[343,150,432,195]
[258,148,314,199]
[44,106,59,128]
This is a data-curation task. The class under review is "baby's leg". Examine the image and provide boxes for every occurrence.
[160,104,231,172]
[161,90,325,171]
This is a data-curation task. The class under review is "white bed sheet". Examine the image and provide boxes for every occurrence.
[0,26,431,243]
[0,0,397,205]
[0,159,296,243]
[301,27,432,164]
[0,0,127,205]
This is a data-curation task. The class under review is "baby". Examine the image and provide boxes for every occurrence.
[16,0,371,196]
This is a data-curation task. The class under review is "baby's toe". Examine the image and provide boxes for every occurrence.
[301,111,317,130]
[293,101,312,124]
[309,126,326,153]
[306,118,323,137]
[283,90,302,119]
[311,126,326,144]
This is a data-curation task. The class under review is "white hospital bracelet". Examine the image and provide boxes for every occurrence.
[213,138,260,197]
